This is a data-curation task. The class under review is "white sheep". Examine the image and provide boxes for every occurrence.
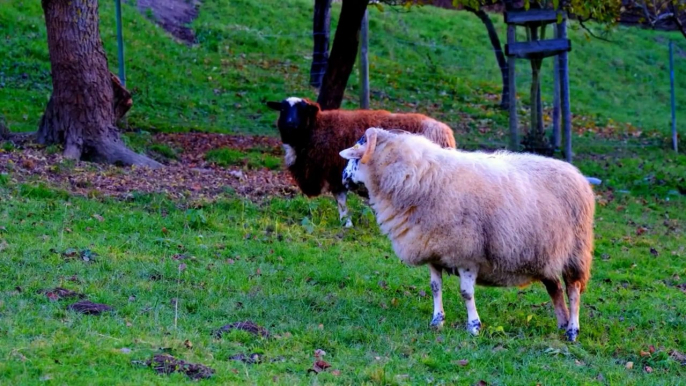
[339,128,595,342]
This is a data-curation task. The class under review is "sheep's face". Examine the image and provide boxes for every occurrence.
[266,97,320,146]
[341,134,371,191]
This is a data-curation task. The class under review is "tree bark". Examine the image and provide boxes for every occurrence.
[465,6,509,109]
[317,0,369,110]
[38,0,161,168]
[310,0,332,88]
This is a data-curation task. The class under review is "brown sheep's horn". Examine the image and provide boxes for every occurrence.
[360,129,377,164]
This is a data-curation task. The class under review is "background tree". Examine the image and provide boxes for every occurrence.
[39,0,161,167]
[310,0,333,88]
[317,0,370,110]
[623,0,686,38]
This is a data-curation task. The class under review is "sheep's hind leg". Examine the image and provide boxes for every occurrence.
[429,264,445,329]
[542,278,570,330]
[458,267,481,335]
[564,280,582,342]
[335,192,353,228]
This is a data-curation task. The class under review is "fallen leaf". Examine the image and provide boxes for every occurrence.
[92,214,104,222]
[309,359,331,374]
[650,248,659,256]
[644,366,653,373]
[314,349,326,359]
[456,359,469,366]
[625,361,634,370]
[640,350,651,357]
[184,340,193,349]
[332,369,341,376]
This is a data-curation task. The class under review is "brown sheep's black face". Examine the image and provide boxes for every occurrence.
[266,97,319,146]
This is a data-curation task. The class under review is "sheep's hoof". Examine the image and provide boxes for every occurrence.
[466,320,481,336]
[565,328,579,342]
[430,313,445,329]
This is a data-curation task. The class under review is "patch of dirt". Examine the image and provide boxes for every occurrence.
[0,133,299,203]
[67,300,113,315]
[38,287,85,300]
[214,320,271,338]
[139,354,215,380]
[135,0,201,44]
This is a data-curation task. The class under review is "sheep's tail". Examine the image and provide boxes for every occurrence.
[421,119,457,149]
[563,191,595,293]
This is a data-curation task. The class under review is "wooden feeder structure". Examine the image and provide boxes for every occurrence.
[504,6,572,162]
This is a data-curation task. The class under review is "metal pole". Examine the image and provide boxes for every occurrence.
[115,0,126,86]
[670,40,678,153]
[359,9,369,109]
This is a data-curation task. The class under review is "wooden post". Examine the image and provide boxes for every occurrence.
[557,19,572,162]
[552,26,561,150]
[359,9,370,109]
[670,40,678,153]
[507,24,518,151]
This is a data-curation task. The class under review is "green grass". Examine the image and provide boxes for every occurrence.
[2,0,686,384]
[0,162,685,385]
[1,0,685,137]
[205,147,282,170]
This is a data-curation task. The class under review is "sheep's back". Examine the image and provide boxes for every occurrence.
[371,147,594,278]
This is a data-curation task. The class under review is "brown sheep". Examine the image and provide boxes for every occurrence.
[340,128,595,341]
[266,97,456,227]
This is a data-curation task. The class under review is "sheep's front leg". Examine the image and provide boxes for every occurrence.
[429,264,445,329]
[458,267,481,335]
[335,192,353,228]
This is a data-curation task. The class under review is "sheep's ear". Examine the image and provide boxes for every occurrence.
[302,98,321,115]
[360,129,379,164]
[266,101,281,111]
[339,146,364,160]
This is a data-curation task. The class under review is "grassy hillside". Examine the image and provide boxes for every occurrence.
[2,1,686,384]
[0,179,685,385]
[1,0,685,138]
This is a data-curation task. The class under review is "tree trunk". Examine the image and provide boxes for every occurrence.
[317,0,369,110]
[38,0,161,168]
[465,6,509,110]
[310,0,332,88]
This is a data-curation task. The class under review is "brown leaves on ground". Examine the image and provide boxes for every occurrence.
[213,320,271,338]
[38,287,85,301]
[67,300,113,315]
[0,133,299,203]
[308,349,336,375]
[140,354,214,380]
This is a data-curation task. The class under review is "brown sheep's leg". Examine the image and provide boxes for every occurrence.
[334,192,352,228]
[542,278,570,330]
[429,264,445,329]
[458,267,481,335]
[564,280,582,342]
